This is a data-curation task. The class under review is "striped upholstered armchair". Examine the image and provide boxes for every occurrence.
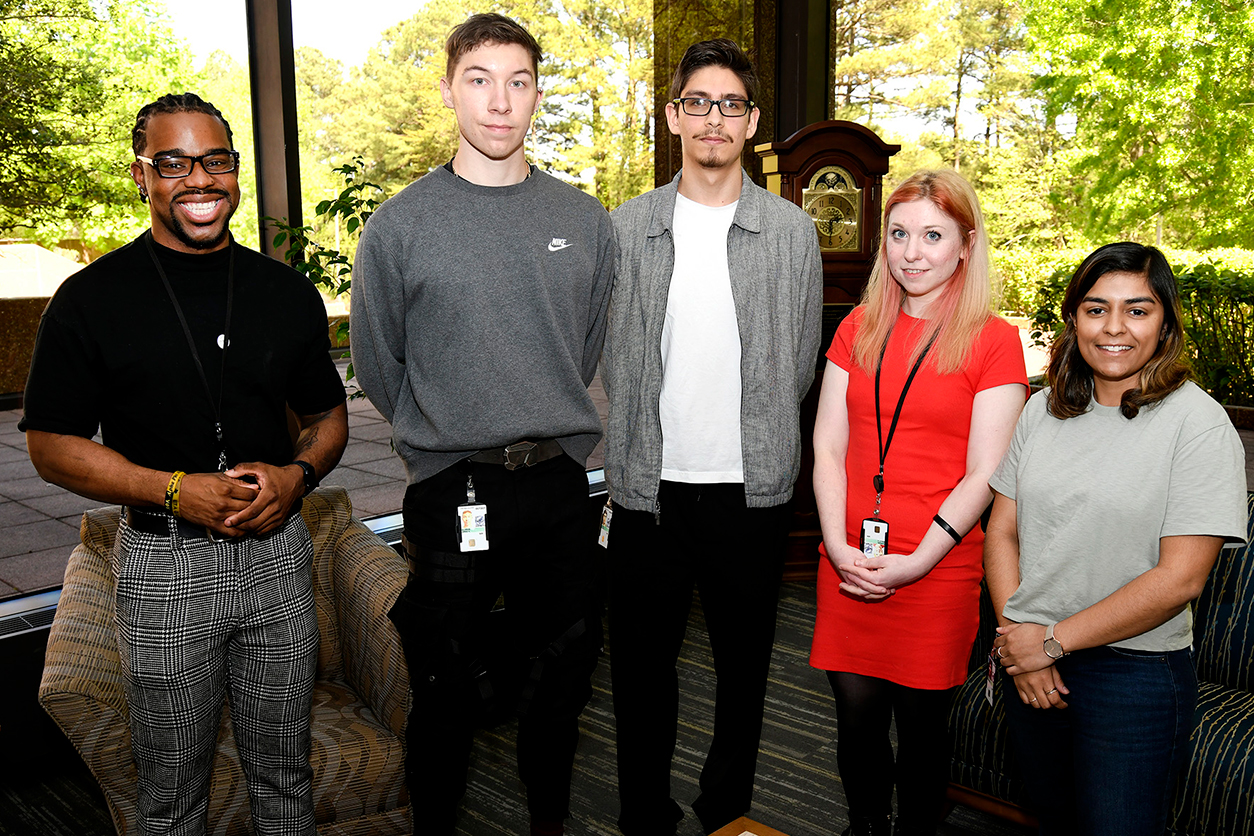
[947,491,1254,836]
[1168,490,1254,834]
[38,486,412,836]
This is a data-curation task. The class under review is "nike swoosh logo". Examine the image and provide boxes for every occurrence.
[548,238,573,252]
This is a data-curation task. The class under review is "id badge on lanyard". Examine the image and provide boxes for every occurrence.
[597,497,612,548]
[457,474,489,552]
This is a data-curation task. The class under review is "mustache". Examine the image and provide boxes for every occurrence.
[695,128,731,142]
[173,188,232,201]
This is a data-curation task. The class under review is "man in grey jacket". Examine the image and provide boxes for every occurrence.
[601,38,823,836]
[350,13,614,836]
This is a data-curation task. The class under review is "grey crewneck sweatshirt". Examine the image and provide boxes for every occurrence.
[350,165,615,484]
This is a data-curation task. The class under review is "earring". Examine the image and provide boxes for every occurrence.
[138,186,148,204]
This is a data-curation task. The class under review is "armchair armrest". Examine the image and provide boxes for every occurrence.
[39,510,128,719]
[38,510,138,833]
[332,520,411,737]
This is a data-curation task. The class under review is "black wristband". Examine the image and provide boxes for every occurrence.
[933,514,963,545]
[293,460,318,497]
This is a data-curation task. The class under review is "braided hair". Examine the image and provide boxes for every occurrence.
[132,93,233,156]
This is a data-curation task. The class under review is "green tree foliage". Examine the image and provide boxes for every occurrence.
[1,0,202,257]
[830,0,952,124]
[941,0,1028,173]
[0,0,105,234]
[307,3,456,192]
[197,50,260,251]
[535,0,652,207]
[293,47,357,260]
[1024,0,1254,248]
[296,0,654,210]
[852,0,1250,258]
[6,0,1249,277]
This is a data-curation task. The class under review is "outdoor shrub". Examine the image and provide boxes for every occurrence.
[993,247,1090,316]
[1029,251,1254,406]
[1176,263,1254,407]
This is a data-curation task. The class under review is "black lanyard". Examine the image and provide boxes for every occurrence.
[872,321,937,518]
[144,233,235,472]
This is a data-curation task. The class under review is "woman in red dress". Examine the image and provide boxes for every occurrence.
[810,169,1028,836]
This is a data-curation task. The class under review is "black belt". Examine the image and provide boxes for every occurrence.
[466,439,563,470]
[401,536,477,583]
[124,507,219,541]
[402,534,420,574]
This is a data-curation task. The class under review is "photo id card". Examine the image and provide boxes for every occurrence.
[457,503,489,552]
[598,501,612,548]
[860,517,889,559]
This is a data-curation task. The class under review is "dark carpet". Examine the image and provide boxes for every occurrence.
[451,581,1030,836]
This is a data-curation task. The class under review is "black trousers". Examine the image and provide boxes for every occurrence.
[390,455,603,834]
[607,481,790,835]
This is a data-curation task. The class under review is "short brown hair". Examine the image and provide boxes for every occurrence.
[668,39,759,105]
[445,13,542,80]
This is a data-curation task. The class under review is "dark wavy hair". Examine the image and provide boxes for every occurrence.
[668,38,759,104]
[1046,242,1190,420]
[132,93,232,156]
[445,13,541,80]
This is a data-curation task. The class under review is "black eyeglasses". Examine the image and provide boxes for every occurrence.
[671,97,755,117]
[136,152,241,179]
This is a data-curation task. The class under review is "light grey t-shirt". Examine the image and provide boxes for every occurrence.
[990,382,1248,651]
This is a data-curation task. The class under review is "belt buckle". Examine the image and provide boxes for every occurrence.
[503,441,537,471]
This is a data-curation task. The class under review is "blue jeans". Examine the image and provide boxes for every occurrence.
[1003,645,1196,836]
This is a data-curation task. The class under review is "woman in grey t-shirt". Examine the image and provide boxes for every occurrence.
[984,242,1247,836]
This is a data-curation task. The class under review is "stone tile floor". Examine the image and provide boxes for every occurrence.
[0,358,1247,601]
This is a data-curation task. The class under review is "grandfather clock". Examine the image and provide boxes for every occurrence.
[756,120,900,303]
[754,121,899,579]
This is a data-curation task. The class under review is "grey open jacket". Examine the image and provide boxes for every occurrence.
[601,169,824,513]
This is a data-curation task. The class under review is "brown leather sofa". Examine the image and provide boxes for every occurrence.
[38,486,412,835]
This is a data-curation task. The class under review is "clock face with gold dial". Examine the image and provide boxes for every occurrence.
[803,166,862,252]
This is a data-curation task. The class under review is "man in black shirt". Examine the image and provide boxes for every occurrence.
[21,93,347,835]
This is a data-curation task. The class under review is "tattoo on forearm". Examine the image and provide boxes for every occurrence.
[294,427,319,458]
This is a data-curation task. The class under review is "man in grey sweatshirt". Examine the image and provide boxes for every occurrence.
[600,39,823,835]
[349,14,614,836]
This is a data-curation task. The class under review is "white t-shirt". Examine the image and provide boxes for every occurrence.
[659,193,743,483]
[990,382,1248,651]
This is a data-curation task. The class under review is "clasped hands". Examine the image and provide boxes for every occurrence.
[829,543,934,602]
[993,622,1070,710]
[175,462,305,538]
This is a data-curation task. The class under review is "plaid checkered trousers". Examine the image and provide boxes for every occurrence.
[112,511,319,836]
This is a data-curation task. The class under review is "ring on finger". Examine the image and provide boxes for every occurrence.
[1046,688,1058,695]
[1029,697,1038,703]
[996,646,1005,659]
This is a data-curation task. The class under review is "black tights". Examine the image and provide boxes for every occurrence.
[827,671,954,833]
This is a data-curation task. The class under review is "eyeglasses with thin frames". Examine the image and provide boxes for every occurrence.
[671,97,756,118]
[135,152,241,179]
